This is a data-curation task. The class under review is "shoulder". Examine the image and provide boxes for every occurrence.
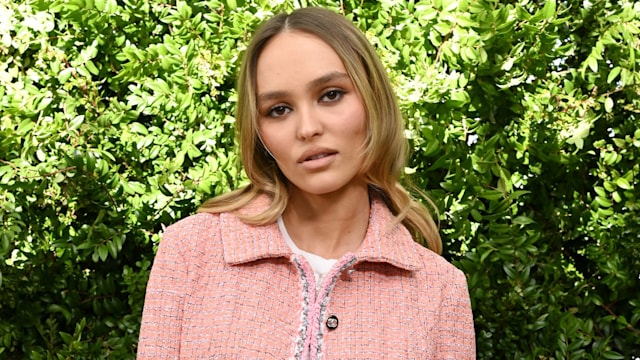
[409,241,468,284]
[163,193,272,242]
[163,212,223,241]
[165,212,221,234]
[159,212,224,258]
[159,195,276,260]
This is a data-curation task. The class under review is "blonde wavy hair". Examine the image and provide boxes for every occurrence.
[198,7,442,254]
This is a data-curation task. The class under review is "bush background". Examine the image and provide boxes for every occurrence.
[1,0,639,358]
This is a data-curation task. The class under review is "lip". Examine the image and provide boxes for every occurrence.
[297,147,338,163]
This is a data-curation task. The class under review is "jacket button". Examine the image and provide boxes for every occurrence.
[326,315,339,330]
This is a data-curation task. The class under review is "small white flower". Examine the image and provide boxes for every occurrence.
[467,134,478,146]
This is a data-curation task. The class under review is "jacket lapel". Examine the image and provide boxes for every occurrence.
[354,198,424,271]
[220,195,292,265]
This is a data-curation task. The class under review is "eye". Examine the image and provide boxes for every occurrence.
[266,105,291,118]
[320,89,345,103]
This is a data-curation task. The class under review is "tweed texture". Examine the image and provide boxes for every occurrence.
[138,196,476,359]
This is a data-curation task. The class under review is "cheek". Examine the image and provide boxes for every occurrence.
[341,103,367,137]
[258,126,284,157]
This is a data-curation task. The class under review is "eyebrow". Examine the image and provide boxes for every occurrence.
[257,71,351,103]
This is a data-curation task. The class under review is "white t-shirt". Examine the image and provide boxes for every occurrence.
[277,217,338,290]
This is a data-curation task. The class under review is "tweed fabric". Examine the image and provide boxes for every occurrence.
[138,196,476,359]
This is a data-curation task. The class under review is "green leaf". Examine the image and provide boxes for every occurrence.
[128,181,146,194]
[513,216,535,225]
[478,189,504,201]
[86,60,99,75]
[2,332,10,347]
[107,240,118,259]
[58,68,73,83]
[104,0,117,14]
[97,244,108,262]
[616,177,631,190]
[470,209,482,222]
[541,0,556,19]
[503,264,516,279]
[594,186,607,197]
[612,138,626,148]
[69,115,85,131]
[612,191,622,203]
[48,304,71,322]
[177,1,192,19]
[607,67,621,83]
[602,350,624,359]
[480,247,493,262]
[595,195,613,208]
[130,122,149,135]
[604,181,616,192]
[59,331,73,345]
[587,56,598,72]
[502,57,515,71]
[604,97,614,112]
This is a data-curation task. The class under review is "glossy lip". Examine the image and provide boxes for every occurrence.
[297,147,338,163]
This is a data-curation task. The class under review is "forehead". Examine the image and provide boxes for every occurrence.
[256,31,348,93]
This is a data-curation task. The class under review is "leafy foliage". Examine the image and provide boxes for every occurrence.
[1,0,639,358]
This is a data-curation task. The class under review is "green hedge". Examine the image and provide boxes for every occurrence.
[1,0,639,358]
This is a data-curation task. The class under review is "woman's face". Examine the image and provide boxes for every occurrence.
[256,31,367,198]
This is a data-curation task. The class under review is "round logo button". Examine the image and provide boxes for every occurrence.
[326,315,339,330]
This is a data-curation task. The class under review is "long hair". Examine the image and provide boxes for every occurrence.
[198,7,442,254]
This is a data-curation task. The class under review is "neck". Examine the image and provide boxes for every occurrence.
[283,183,370,259]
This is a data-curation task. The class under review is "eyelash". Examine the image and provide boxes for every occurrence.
[266,105,291,118]
[264,89,346,118]
[320,89,345,103]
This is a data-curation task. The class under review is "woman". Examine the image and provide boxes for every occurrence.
[138,7,475,359]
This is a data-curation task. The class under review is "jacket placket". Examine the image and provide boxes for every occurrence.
[291,254,358,360]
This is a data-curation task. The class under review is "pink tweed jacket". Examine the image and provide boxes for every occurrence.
[138,196,476,359]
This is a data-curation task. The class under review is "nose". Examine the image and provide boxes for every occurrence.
[296,105,323,140]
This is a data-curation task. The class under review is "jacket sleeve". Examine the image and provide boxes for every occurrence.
[137,223,190,359]
[437,267,476,359]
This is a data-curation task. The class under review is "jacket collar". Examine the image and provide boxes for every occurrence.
[220,195,425,271]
